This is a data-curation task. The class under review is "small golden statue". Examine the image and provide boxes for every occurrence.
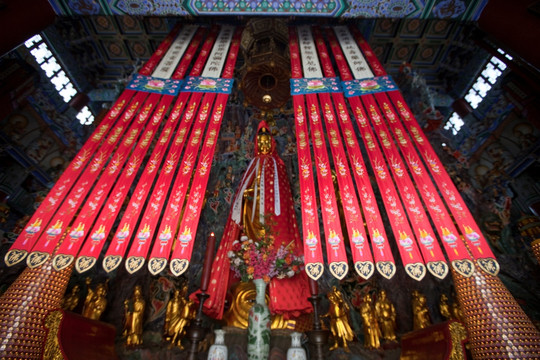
[375,289,397,342]
[164,284,195,348]
[451,296,464,323]
[82,278,107,321]
[123,285,145,347]
[168,297,196,349]
[62,285,80,312]
[360,293,381,349]
[324,286,355,352]
[439,294,452,321]
[412,291,431,330]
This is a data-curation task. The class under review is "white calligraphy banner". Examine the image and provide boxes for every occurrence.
[297,26,323,78]
[201,25,235,78]
[333,26,373,80]
[152,25,198,79]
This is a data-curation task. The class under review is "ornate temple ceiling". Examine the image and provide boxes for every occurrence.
[48,0,488,19]
[47,16,485,103]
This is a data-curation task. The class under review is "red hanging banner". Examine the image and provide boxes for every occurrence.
[102,27,216,273]
[50,93,160,271]
[388,92,499,276]
[25,91,148,269]
[374,92,474,277]
[138,24,182,76]
[364,94,448,279]
[168,28,241,276]
[289,27,324,281]
[127,26,232,274]
[346,26,495,276]
[349,96,427,281]
[102,93,190,272]
[313,27,395,280]
[4,90,133,266]
[72,95,174,273]
[124,92,206,274]
[329,26,426,281]
[296,26,349,280]
[77,25,203,273]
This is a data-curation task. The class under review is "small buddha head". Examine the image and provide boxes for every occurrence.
[96,284,106,296]
[257,127,272,155]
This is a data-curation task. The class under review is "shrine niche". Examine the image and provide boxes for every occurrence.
[0,18,540,360]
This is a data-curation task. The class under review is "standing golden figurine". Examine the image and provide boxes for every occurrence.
[62,284,80,312]
[360,293,381,349]
[82,278,107,321]
[164,285,188,343]
[439,294,452,321]
[324,287,355,351]
[375,290,397,342]
[124,285,145,346]
[412,291,431,330]
[168,296,196,349]
[450,295,464,323]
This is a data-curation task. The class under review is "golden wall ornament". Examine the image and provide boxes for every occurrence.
[531,238,540,264]
[43,310,65,360]
[448,321,467,360]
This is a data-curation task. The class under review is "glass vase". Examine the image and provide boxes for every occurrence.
[208,329,228,360]
[287,332,307,360]
[247,278,271,360]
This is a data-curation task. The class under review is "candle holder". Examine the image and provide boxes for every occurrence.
[307,294,329,360]
[186,291,209,360]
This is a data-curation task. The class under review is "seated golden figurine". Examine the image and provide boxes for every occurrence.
[375,290,397,342]
[439,294,452,321]
[62,285,80,312]
[124,285,145,347]
[223,281,296,330]
[82,278,107,321]
[412,292,431,330]
[324,286,355,352]
[169,298,196,349]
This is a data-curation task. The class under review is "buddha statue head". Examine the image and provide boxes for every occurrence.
[257,127,272,155]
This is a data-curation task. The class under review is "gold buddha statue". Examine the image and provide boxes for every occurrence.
[82,278,107,321]
[439,294,452,321]
[375,289,397,342]
[168,297,196,349]
[123,285,145,346]
[62,285,80,312]
[164,287,185,343]
[412,292,431,330]
[324,286,355,351]
[450,296,464,323]
[360,292,381,349]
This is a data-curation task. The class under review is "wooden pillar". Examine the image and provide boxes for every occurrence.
[451,268,540,359]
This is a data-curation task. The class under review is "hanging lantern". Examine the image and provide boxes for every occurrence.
[239,19,290,111]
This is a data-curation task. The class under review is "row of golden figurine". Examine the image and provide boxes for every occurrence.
[63,279,464,350]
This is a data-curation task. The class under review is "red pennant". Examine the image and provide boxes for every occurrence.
[4,90,133,266]
[25,91,149,269]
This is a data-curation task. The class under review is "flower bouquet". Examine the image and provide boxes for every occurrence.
[228,229,304,284]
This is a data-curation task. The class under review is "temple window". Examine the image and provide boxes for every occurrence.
[24,34,95,125]
[444,50,508,135]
